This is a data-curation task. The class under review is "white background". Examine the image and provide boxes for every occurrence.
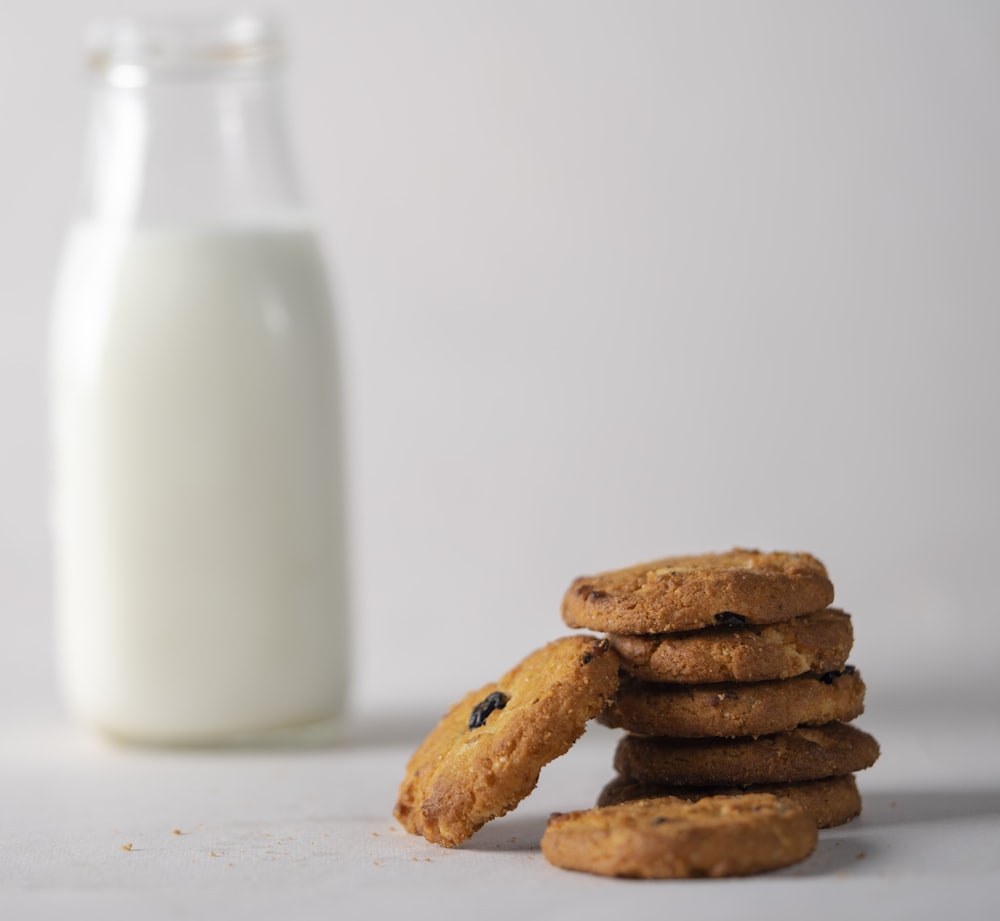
[1,0,998,720]
[2,4,999,918]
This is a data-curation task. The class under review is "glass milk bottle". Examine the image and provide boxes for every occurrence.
[49,14,349,744]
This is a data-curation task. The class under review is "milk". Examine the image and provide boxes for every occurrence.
[50,221,348,743]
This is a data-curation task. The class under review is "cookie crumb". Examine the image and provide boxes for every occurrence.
[120,843,133,852]
[171,829,183,836]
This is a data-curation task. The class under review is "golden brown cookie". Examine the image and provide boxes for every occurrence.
[393,635,620,847]
[540,793,817,878]
[608,608,853,684]
[596,773,863,829]
[613,722,880,786]
[562,548,834,634]
[599,667,865,738]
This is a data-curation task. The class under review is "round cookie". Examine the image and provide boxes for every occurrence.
[608,608,853,684]
[599,667,865,738]
[596,773,863,829]
[393,635,620,847]
[613,722,881,786]
[562,548,834,635]
[541,793,817,878]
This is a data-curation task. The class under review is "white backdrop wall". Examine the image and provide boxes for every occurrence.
[1,0,997,724]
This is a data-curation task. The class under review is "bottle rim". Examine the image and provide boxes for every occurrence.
[85,12,285,87]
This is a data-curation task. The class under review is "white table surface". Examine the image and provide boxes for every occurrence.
[3,689,998,921]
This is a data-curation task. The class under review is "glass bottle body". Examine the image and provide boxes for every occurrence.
[50,15,348,744]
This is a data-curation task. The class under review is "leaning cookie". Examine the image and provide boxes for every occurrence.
[541,794,817,878]
[607,608,853,684]
[599,667,865,738]
[614,722,881,787]
[562,548,835,635]
[596,774,863,829]
[393,635,620,847]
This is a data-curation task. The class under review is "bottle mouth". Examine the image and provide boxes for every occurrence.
[85,12,285,87]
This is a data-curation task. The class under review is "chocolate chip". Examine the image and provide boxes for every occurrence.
[587,590,609,602]
[468,691,509,730]
[714,612,748,627]
[581,653,594,665]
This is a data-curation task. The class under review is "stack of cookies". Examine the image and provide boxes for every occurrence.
[393,547,880,878]
[560,548,881,829]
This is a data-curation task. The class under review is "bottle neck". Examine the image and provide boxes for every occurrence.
[80,73,305,228]
[77,14,306,229]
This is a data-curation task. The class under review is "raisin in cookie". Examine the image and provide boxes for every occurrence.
[599,667,865,738]
[562,548,834,635]
[541,793,817,878]
[393,635,619,847]
[596,773,863,829]
[608,608,853,684]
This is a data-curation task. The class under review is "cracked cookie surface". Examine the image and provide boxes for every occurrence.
[562,548,834,634]
[599,667,865,738]
[541,793,817,878]
[596,773,863,828]
[607,608,853,684]
[613,722,881,786]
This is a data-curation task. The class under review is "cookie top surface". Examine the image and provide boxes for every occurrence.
[562,548,835,634]
[599,666,866,738]
[613,721,881,786]
[540,793,817,878]
[608,608,853,684]
[393,635,620,847]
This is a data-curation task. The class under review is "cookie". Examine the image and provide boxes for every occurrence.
[607,608,853,684]
[540,793,817,878]
[393,635,620,847]
[596,773,863,829]
[562,548,834,634]
[599,667,865,737]
[613,722,880,786]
